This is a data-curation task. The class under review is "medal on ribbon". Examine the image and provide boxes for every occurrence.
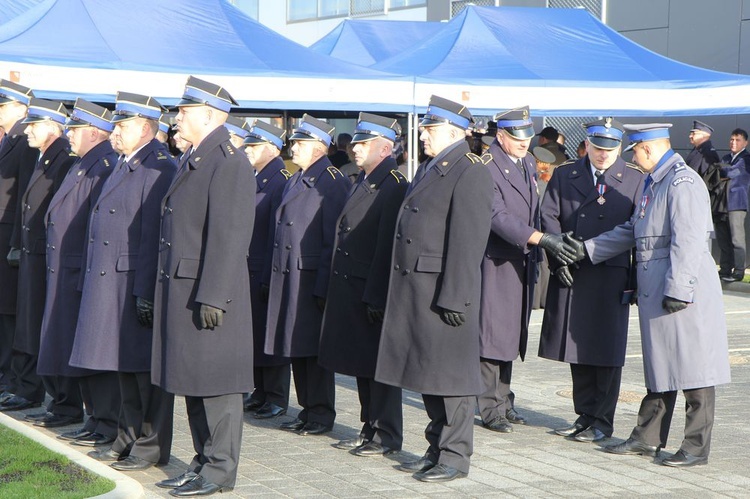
[639,194,649,218]
[597,184,607,205]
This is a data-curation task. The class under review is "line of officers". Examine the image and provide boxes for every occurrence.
[0,75,731,495]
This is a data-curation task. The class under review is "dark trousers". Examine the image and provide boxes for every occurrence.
[630,386,715,457]
[249,364,291,408]
[10,352,44,402]
[422,394,475,474]
[570,364,622,436]
[79,372,121,438]
[477,358,515,423]
[291,356,335,426]
[716,210,747,275]
[185,393,243,488]
[355,376,403,450]
[0,314,15,392]
[113,372,174,464]
[42,374,84,418]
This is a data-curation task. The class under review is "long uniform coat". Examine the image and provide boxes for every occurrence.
[375,141,493,396]
[479,140,539,362]
[685,140,720,177]
[720,150,750,212]
[250,156,290,367]
[318,157,408,377]
[14,137,75,355]
[37,140,116,377]
[69,140,176,372]
[539,156,644,366]
[585,151,731,392]
[151,126,255,397]
[0,120,38,315]
[264,157,349,358]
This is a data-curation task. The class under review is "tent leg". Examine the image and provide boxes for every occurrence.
[409,112,419,179]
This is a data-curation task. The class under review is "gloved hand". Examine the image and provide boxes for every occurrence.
[554,266,574,287]
[562,232,586,262]
[662,296,688,314]
[440,308,466,327]
[366,304,384,324]
[199,304,224,329]
[135,296,154,327]
[6,247,20,268]
[538,231,581,266]
[260,283,270,303]
[316,297,326,313]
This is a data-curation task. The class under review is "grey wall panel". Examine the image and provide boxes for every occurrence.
[740,20,750,73]
[743,0,750,19]
[426,0,451,21]
[607,0,668,31]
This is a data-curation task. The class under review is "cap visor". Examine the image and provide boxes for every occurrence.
[505,127,535,140]
[351,132,378,144]
[622,142,637,152]
[588,136,621,150]
[243,136,268,145]
[418,117,446,127]
[110,114,137,123]
[532,146,556,164]
[289,131,317,141]
[21,116,48,124]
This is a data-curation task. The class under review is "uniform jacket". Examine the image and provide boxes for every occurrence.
[685,140,720,177]
[151,126,255,397]
[264,156,349,358]
[720,150,750,212]
[14,137,75,355]
[249,156,290,367]
[585,151,731,391]
[479,140,539,362]
[539,156,644,367]
[0,120,38,314]
[319,157,408,377]
[37,140,116,377]
[70,140,176,372]
[375,140,493,396]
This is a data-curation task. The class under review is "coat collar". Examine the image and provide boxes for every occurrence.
[300,155,334,187]
[256,156,287,191]
[38,137,71,172]
[404,140,468,199]
[187,126,232,171]
[126,138,161,171]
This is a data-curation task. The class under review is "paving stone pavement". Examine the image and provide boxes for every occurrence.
[4,291,750,498]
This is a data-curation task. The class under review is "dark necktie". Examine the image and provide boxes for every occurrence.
[594,169,604,185]
[517,159,528,184]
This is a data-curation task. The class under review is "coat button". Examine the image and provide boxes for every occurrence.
[598,215,604,219]
[282,269,289,274]
[465,302,471,307]
[273,266,278,272]
[287,221,293,226]
[274,243,279,248]
[166,242,171,247]
[344,227,351,232]
[103,241,109,246]
[395,233,401,239]
[100,271,106,276]
[580,213,586,218]
[333,270,339,276]
[344,251,349,256]
[277,220,281,225]
[411,207,419,213]
[109,209,115,214]
[644,292,649,297]
[226,299,232,303]
[50,268,55,273]
[160,270,165,275]
[394,264,400,270]
[402,269,410,275]
[50,245,55,250]
[89,238,94,243]
[406,238,412,244]
[49,221,54,226]
[343,274,348,279]
[160,238,165,243]
[336,247,341,252]
[403,205,410,210]
[285,245,292,250]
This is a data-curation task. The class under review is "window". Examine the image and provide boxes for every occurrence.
[287,0,425,22]
[390,0,426,8]
[351,0,385,16]
[320,0,349,17]
[288,0,317,21]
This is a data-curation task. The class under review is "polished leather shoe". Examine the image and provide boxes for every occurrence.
[34,413,82,428]
[333,436,368,450]
[279,418,306,431]
[88,448,123,462]
[397,455,436,473]
[111,455,154,471]
[0,391,14,404]
[661,449,707,468]
[156,471,199,489]
[58,428,93,441]
[72,432,116,447]
[572,427,607,443]
[0,395,40,411]
[413,463,467,483]
[25,411,53,422]
[484,416,513,433]
[243,397,263,412]
[604,438,660,457]
[297,422,332,436]
[506,408,527,425]
[254,402,286,419]
[351,441,397,457]
[554,422,586,437]
[169,474,226,497]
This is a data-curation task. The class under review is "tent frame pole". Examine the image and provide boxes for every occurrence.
[409,112,419,179]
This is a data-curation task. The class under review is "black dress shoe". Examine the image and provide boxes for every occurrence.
[484,416,513,433]
[397,455,436,473]
[0,391,14,404]
[279,418,305,431]
[243,397,263,412]
[72,432,116,447]
[333,436,368,450]
[88,448,123,461]
[34,413,83,428]
[572,427,607,443]
[254,402,286,419]
[554,422,586,437]
[156,471,199,489]
[661,449,708,467]
[111,455,154,471]
[604,438,660,457]
[58,428,93,441]
[413,463,467,482]
[351,441,397,457]
[0,395,40,412]
[169,474,226,497]
[25,411,53,422]
[297,422,332,436]
[506,408,527,425]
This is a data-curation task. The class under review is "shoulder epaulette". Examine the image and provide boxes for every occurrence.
[465,152,481,164]
[69,151,78,157]
[390,170,406,183]
[102,158,110,167]
[674,162,687,172]
[479,153,492,165]
[224,143,235,156]
[327,166,343,178]
[626,162,645,173]
[280,169,293,180]
[559,159,576,168]
[156,151,169,160]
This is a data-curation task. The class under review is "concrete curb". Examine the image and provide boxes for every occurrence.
[0,412,144,499]
[721,279,750,293]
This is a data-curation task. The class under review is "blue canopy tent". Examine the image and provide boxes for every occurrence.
[309,19,442,67]
[0,0,413,112]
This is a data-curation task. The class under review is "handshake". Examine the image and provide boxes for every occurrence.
[538,231,586,266]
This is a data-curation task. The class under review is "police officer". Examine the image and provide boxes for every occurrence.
[374,96,493,482]
[69,92,177,471]
[242,120,292,419]
[568,124,731,467]
[224,115,249,150]
[685,120,720,176]
[0,80,37,405]
[319,113,408,457]
[7,100,76,422]
[152,77,255,496]
[156,116,170,144]
[717,128,750,282]
[265,114,349,436]
[36,99,118,445]
[539,118,644,443]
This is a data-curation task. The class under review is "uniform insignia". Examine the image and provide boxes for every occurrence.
[390,170,406,183]
[672,176,694,186]
[479,153,492,165]
[281,169,293,180]
[604,117,612,128]
[327,166,342,178]
[504,169,510,174]
[674,163,686,172]
[44,160,49,165]
[310,177,316,182]
[225,144,234,155]
[465,152,481,164]
[103,159,110,167]
[262,178,268,184]
[195,156,201,162]
[522,109,529,119]
[157,152,168,160]
[572,170,577,175]
[442,161,448,166]
[616,172,622,177]
[370,183,377,188]
[69,152,77,157]
[626,162,645,173]
[77,170,83,176]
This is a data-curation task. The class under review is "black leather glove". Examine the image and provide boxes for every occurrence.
[537,231,580,266]
[260,283,270,303]
[440,308,466,327]
[6,247,20,268]
[662,296,688,314]
[562,232,586,262]
[199,304,224,329]
[366,304,384,324]
[135,296,154,327]
[554,266,574,287]
[316,297,326,313]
